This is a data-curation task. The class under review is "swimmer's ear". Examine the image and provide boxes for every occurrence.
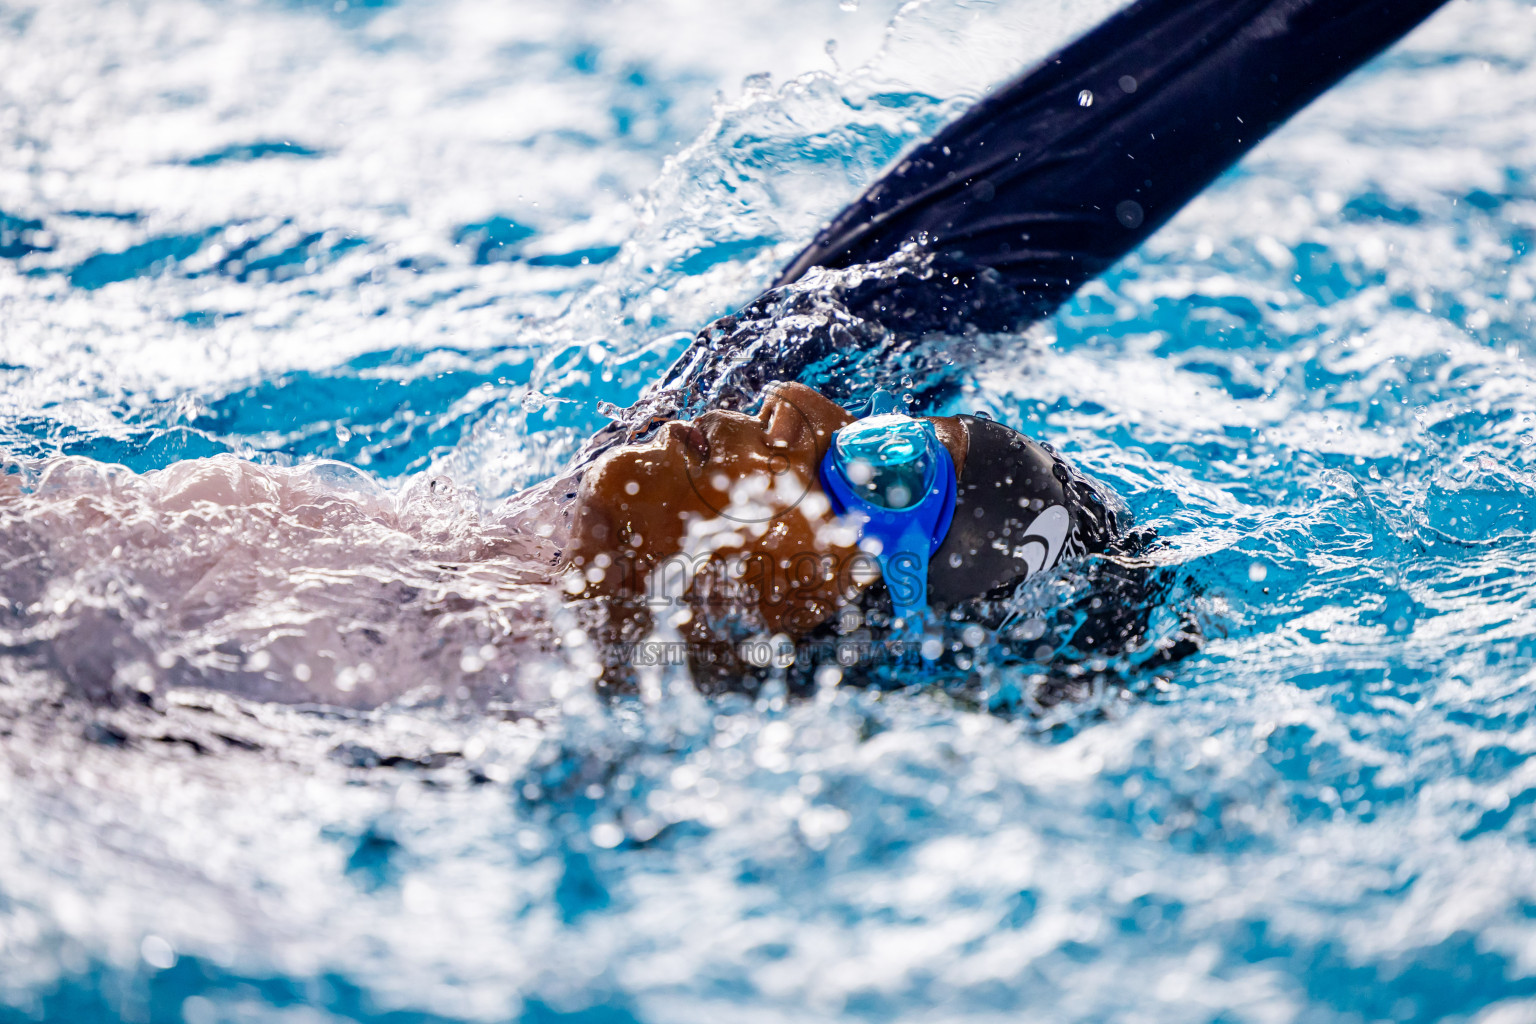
[774,0,1451,327]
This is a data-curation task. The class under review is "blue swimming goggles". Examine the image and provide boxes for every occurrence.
[819,414,957,627]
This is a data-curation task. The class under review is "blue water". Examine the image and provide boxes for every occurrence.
[4,0,1536,1020]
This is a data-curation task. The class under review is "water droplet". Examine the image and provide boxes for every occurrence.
[140,935,176,970]
[1119,75,1138,94]
[590,822,624,849]
[1077,89,1094,107]
[1249,561,1268,583]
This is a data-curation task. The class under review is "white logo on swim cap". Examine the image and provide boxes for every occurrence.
[1006,504,1070,578]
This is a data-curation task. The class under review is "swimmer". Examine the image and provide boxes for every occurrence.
[1,0,1455,708]
[537,0,1456,690]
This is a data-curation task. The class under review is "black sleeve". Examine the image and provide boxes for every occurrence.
[624,0,1453,430]
[772,0,1453,321]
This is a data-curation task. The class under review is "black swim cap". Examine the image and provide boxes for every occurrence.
[927,415,1117,606]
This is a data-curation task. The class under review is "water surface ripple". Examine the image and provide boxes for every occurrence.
[3,0,1536,1021]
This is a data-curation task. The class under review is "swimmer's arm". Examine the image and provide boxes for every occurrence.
[628,0,1453,422]
[774,0,1454,328]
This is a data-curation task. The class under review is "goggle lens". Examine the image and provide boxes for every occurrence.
[833,415,936,510]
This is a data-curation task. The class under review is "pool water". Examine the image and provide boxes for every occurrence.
[3,0,1536,1020]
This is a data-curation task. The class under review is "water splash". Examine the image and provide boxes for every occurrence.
[3,0,1536,1021]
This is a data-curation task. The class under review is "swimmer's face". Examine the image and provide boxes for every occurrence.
[570,382,861,632]
[570,382,969,634]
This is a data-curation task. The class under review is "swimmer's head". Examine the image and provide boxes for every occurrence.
[569,382,882,632]
[566,382,1111,632]
[925,414,1115,605]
